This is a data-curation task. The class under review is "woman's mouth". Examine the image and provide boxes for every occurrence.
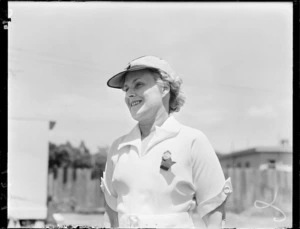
[131,100,142,107]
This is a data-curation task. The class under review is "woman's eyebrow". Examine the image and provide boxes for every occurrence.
[132,78,141,84]
[123,78,141,88]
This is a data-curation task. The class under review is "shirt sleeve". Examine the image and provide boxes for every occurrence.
[191,132,232,218]
[100,141,118,212]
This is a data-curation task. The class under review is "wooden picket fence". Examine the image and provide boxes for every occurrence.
[48,168,105,213]
[223,168,292,214]
[47,168,292,214]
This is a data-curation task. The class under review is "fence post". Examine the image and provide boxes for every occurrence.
[55,168,64,203]
[226,168,235,213]
[61,167,67,202]
[235,168,244,213]
[48,172,54,198]
[85,169,93,211]
[74,169,84,212]
[97,178,105,210]
[99,178,105,210]
[285,171,292,205]
[264,169,276,203]
[244,168,255,209]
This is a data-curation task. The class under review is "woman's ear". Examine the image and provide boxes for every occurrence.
[162,84,170,97]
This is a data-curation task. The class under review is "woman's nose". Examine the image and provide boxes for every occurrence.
[126,89,136,98]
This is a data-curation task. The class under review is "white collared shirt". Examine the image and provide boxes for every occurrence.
[101,115,232,226]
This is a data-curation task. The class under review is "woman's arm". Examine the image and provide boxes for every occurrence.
[101,140,119,227]
[202,202,224,229]
[105,201,119,228]
[190,133,230,228]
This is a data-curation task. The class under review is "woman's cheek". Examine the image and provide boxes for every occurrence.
[124,100,130,109]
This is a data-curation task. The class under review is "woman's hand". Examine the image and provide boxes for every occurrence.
[202,202,225,229]
[105,202,119,228]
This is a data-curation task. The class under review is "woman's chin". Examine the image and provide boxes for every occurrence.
[130,113,142,122]
[130,110,146,122]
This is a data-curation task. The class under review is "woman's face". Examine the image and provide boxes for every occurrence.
[122,69,167,122]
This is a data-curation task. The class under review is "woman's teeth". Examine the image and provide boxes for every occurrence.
[131,100,142,107]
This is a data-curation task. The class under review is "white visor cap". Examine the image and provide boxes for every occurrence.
[107,55,176,89]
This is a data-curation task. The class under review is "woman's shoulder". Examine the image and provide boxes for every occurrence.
[107,128,136,155]
[179,122,209,141]
[109,134,128,149]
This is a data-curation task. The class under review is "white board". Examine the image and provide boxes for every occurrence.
[8,119,49,220]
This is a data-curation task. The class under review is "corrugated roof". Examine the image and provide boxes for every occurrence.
[254,146,292,153]
[218,145,292,159]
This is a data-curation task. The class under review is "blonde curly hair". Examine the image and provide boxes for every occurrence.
[149,69,186,113]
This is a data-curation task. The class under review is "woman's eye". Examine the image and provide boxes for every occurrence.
[135,82,143,88]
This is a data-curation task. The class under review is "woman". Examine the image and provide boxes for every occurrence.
[101,56,232,228]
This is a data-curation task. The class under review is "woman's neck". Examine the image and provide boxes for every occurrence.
[139,111,169,139]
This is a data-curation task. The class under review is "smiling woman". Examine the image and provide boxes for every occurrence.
[100,56,232,228]
[122,69,170,127]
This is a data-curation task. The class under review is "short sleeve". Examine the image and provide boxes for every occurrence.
[100,142,118,212]
[191,132,232,218]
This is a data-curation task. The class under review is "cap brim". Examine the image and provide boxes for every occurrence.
[107,66,156,89]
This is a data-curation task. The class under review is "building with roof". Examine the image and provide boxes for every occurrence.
[218,145,292,169]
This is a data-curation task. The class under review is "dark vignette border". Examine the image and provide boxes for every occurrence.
[292,0,300,228]
[0,0,299,228]
[0,0,8,228]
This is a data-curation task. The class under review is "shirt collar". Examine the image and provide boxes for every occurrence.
[117,115,181,151]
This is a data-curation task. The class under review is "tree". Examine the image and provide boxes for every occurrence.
[49,143,71,166]
[49,141,94,171]
[91,146,108,179]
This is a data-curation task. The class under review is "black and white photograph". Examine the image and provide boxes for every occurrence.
[7,2,293,228]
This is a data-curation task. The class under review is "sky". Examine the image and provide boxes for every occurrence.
[8,2,293,154]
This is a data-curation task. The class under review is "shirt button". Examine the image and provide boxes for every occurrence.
[224,186,231,194]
